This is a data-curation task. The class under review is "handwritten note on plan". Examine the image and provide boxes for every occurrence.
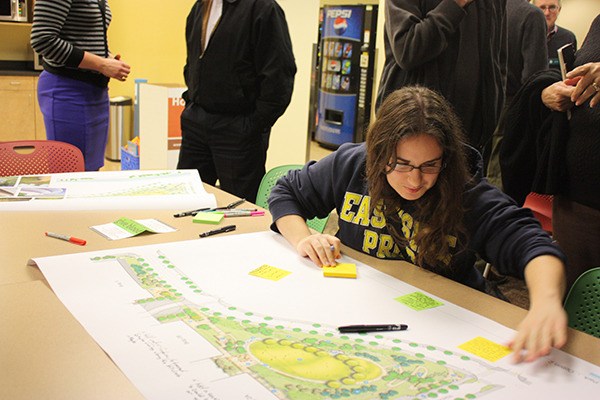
[91,218,176,240]
[249,265,291,281]
[459,336,512,362]
[395,291,444,311]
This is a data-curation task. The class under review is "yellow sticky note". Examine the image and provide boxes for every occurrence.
[192,212,224,224]
[323,263,357,279]
[249,265,291,281]
[458,336,512,362]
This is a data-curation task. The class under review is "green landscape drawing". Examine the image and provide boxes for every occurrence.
[90,252,510,400]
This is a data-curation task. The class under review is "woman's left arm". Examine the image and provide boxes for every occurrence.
[508,255,567,363]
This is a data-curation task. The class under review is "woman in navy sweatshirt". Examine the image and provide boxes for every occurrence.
[269,86,567,363]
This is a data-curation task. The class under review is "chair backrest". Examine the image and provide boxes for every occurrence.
[523,192,553,234]
[256,164,330,233]
[563,267,600,339]
[0,140,85,176]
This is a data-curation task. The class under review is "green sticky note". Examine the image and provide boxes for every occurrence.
[114,217,149,235]
[192,212,224,224]
[395,291,444,311]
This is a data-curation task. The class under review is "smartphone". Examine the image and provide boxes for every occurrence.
[557,43,576,80]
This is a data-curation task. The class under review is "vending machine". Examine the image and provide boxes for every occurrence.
[313,3,378,149]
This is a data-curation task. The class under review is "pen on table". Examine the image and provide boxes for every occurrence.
[222,210,265,218]
[214,198,246,210]
[173,207,210,218]
[176,199,247,217]
[199,224,237,238]
[45,231,87,246]
[337,324,408,333]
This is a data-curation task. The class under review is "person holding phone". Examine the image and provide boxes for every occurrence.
[538,15,600,291]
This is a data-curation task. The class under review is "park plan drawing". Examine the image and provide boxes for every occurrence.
[0,169,215,211]
[34,232,599,399]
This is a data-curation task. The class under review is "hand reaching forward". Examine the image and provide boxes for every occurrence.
[508,296,568,363]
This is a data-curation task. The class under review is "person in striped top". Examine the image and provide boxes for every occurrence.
[31,0,131,171]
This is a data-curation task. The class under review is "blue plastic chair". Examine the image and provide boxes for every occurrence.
[255,164,330,233]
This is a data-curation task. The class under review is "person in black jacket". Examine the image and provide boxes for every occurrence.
[376,0,506,167]
[177,0,297,203]
[269,86,567,363]
[536,15,600,291]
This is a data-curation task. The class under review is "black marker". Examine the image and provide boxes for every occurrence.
[215,198,246,210]
[176,199,246,217]
[173,207,210,218]
[199,225,237,238]
[338,324,408,333]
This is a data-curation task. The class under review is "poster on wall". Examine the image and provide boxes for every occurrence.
[167,87,186,166]
[139,83,187,170]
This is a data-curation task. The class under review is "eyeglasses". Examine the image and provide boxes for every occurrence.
[539,5,558,12]
[389,161,445,174]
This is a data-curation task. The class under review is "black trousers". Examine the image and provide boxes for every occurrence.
[177,103,269,203]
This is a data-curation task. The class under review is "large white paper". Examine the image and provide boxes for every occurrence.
[34,232,599,400]
[0,169,215,211]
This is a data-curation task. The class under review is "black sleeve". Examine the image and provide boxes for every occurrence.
[250,2,297,130]
[464,171,565,279]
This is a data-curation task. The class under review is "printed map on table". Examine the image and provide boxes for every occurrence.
[33,232,599,400]
[0,169,215,211]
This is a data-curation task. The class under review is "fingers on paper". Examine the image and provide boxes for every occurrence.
[508,314,568,363]
[299,234,341,267]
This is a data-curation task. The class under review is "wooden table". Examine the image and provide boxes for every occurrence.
[1,185,598,400]
[0,186,271,286]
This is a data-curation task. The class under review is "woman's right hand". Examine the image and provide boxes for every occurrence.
[100,55,131,81]
[79,51,131,81]
[296,234,341,267]
[541,80,575,112]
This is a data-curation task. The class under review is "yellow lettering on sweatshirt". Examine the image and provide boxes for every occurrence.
[340,192,361,222]
[371,201,386,229]
[362,230,378,253]
[376,233,395,258]
[353,195,371,226]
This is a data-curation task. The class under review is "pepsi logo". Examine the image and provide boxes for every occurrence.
[333,17,348,35]
[327,9,353,19]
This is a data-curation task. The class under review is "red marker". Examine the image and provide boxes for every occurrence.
[45,232,87,246]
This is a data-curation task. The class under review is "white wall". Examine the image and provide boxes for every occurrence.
[268,0,320,169]
[559,0,600,47]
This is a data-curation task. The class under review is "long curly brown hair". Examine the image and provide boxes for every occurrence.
[366,86,470,268]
